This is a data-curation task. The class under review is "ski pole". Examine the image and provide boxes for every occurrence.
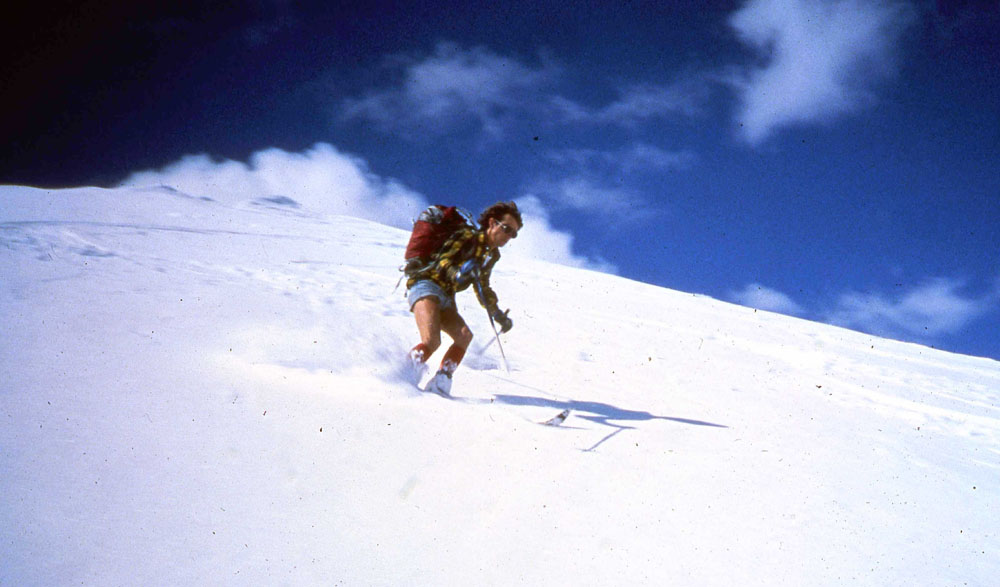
[473,276,510,373]
[485,310,510,374]
[480,334,497,351]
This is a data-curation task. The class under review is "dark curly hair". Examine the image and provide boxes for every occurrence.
[478,201,522,231]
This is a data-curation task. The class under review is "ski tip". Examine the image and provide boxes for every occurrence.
[541,409,570,426]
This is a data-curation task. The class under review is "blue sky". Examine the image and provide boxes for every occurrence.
[2,1,998,360]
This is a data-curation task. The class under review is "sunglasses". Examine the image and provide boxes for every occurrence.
[498,222,518,238]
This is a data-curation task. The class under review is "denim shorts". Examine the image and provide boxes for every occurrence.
[407,279,456,312]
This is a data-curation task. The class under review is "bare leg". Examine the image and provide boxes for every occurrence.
[411,296,443,356]
[440,308,473,350]
[437,307,473,374]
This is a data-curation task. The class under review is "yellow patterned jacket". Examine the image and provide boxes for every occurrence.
[406,227,500,311]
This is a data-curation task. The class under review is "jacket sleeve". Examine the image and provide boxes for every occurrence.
[474,253,499,312]
[433,229,477,289]
[429,229,501,311]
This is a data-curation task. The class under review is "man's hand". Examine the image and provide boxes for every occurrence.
[492,308,513,333]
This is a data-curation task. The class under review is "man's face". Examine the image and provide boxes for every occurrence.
[486,213,520,249]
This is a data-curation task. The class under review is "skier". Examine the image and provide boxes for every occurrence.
[405,201,522,395]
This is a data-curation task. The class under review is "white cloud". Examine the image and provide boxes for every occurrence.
[621,143,697,172]
[341,42,559,139]
[825,278,994,339]
[340,42,710,140]
[528,176,653,222]
[728,0,913,143]
[121,143,605,271]
[731,277,998,346]
[731,283,806,315]
[552,78,707,127]
[546,144,696,174]
[121,143,427,228]
[597,81,707,122]
[507,195,617,273]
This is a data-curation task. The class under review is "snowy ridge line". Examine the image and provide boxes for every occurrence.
[0,218,326,240]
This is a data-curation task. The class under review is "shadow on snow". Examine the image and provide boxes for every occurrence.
[492,393,727,452]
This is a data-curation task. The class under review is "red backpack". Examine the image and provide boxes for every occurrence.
[404,205,476,264]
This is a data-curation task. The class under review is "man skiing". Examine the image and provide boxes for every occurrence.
[405,201,522,396]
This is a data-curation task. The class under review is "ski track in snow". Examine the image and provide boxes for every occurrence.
[2,185,999,586]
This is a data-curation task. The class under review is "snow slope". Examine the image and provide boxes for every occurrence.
[2,185,998,586]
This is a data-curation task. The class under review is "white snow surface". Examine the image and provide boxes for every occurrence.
[2,185,998,586]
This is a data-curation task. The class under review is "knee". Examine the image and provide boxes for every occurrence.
[456,327,473,349]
